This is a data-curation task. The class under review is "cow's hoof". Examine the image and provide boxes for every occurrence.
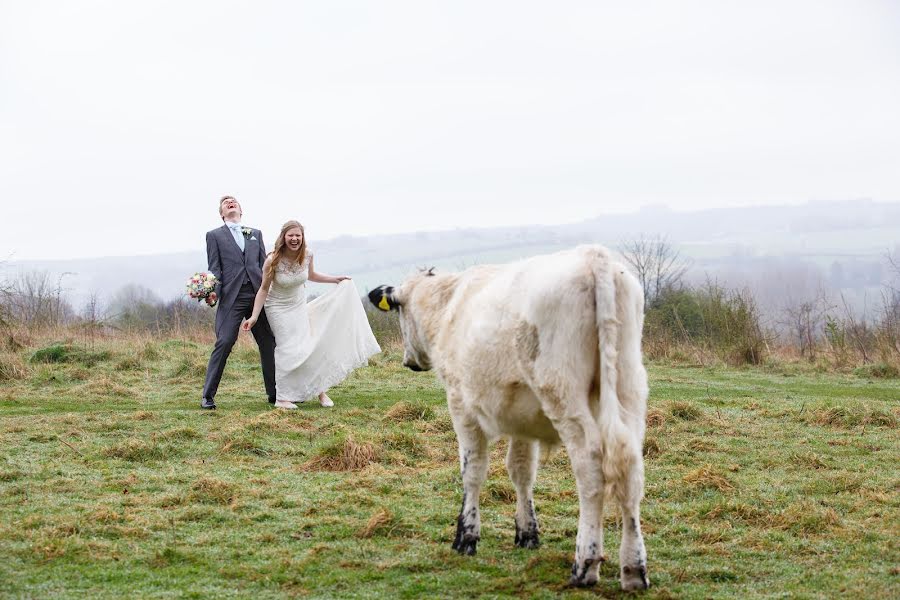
[452,535,478,556]
[621,564,650,591]
[514,522,540,549]
[569,559,600,588]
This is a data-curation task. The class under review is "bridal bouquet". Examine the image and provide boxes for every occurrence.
[186,272,219,307]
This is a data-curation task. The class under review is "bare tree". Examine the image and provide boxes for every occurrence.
[886,247,900,287]
[618,235,690,306]
[781,290,831,360]
[0,260,12,329]
[839,292,873,363]
[3,270,74,328]
[80,291,106,349]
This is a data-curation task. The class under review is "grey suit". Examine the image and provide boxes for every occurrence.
[202,224,276,403]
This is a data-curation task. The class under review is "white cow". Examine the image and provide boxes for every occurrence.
[369,245,649,591]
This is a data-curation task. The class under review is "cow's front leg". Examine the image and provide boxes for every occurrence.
[451,419,488,556]
[506,438,540,549]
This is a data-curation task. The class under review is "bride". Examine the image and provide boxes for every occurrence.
[242,220,381,409]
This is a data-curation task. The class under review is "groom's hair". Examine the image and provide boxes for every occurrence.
[219,196,241,221]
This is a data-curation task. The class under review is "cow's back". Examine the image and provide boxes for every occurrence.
[436,246,614,409]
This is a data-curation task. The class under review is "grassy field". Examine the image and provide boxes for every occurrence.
[0,337,898,599]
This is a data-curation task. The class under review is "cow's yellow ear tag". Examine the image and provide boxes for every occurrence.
[378,295,391,311]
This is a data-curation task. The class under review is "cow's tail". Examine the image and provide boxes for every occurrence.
[591,248,647,503]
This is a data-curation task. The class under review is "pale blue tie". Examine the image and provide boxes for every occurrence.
[228,223,245,252]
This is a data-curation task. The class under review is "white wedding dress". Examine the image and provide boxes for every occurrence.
[264,254,381,403]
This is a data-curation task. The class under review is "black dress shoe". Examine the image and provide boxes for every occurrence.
[201,398,217,410]
[268,397,276,405]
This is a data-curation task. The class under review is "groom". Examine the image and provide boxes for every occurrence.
[201,196,276,409]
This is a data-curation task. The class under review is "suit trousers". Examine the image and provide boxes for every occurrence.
[202,282,276,401]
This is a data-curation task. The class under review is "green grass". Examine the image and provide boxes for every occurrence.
[0,339,898,599]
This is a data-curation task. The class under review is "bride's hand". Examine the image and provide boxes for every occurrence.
[335,276,351,283]
[242,317,257,331]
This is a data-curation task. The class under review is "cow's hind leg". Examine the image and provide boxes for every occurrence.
[451,418,489,556]
[566,436,606,587]
[506,438,539,549]
[542,403,605,587]
[616,447,649,590]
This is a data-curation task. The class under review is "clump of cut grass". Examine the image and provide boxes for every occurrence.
[356,508,394,538]
[701,500,768,526]
[428,416,455,433]
[669,401,702,421]
[646,408,666,428]
[221,432,269,456]
[187,477,237,505]
[863,409,897,427]
[91,507,124,524]
[380,431,428,463]
[791,451,828,470]
[805,405,896,428]
[0,351,30,381]
[80,377,131,397]
[243,411,314,435]
[169,355,207,378]
[683,465,734,492]
[383,401,435,422]
[485,480,516,503]
[688,438,716,452]
[775,499,841,534]
[300,436,378,472]
[102,438,170,462]
[0,469,25,482]
[156,426,200,441]
[643,436,661,458]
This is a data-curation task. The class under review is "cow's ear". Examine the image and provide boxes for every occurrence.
[368,285,400,311]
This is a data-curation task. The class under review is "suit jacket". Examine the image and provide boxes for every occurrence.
[206,224,267,318]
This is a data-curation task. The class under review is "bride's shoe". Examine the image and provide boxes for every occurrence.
[318,394,334,408]
[274,399,298,410]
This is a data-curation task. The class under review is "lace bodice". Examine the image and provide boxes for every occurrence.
[268,255,311,303]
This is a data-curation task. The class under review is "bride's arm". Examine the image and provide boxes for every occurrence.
[242,256,274,331]
[307,255,351,284]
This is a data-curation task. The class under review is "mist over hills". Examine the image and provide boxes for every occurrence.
[5,200,899,316]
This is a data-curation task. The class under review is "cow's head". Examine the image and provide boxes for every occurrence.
[368,272,437,372]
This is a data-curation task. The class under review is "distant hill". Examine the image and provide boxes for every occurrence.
[4,200,899,314]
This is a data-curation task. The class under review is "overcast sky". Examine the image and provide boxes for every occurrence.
[2,0,899,260]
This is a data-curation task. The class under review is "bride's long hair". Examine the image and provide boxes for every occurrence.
[267,220,308,282]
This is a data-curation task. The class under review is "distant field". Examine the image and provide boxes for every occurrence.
[1,338,898,599]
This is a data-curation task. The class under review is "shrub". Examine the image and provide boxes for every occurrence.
[0,352,30,381]
[365,305,402,348]
[29,343,110,366]
[853,362,899,379]
[645,283,768,365]
[30,343,77,364]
